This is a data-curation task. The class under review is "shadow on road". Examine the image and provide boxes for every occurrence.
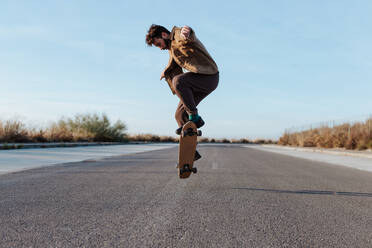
[233,187,372,198]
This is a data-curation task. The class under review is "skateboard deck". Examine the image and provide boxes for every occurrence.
[178,121,201,179]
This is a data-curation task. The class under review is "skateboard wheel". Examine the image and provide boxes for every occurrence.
[192,167,197,173]
[197,130,202,136]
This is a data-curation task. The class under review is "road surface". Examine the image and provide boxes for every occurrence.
[1,145,372,247]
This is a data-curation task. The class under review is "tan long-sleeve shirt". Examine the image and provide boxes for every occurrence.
[164,26,218,94]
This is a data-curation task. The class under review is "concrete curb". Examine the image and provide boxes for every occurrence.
[0,142,149,150]
[260,145,372,159]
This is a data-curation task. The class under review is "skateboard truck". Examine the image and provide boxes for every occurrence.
[179,164,197,174]
[183,128,202,137]
[175,150,202,169]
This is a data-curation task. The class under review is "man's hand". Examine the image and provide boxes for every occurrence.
[180,26,191,40]
[160,71,165,80]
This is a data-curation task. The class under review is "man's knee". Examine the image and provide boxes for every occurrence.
[172,74,185,92]
[175,108,188,126]
[175,108,181,121]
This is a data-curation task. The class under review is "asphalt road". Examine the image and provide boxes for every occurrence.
[1,145,372,247]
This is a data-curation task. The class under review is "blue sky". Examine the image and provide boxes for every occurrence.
[1,0,371,139]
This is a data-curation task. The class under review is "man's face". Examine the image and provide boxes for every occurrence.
[153,37,167,50]
[153,32,170,50]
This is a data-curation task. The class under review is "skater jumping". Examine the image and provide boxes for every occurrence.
[145,24,219,134]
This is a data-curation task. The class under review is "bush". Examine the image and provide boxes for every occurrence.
[68,113,127,142]
[29,129,48,142]
[279,117,372,150]
[0,113,128,143]
[0,119,30,143]
[199,138,210,143]
[46,113,128,142]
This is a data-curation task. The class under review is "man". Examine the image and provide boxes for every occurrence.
[146,24,219,158]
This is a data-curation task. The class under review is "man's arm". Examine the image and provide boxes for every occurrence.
[165,67,182,95]
[159,26,193,94]
[180,26,191,39]
[161,53,183,95]
[180,26,195,41]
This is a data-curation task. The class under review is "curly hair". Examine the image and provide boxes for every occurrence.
[145,24,170,46]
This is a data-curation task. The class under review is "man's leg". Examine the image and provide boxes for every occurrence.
[172,72,219,119]
[175,88,217,129]
[174,91,212,162]
[175,101,189,128]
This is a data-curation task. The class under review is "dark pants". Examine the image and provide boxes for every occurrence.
[172,72,219,127]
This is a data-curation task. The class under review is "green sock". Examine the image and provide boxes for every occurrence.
[189,114,200,122]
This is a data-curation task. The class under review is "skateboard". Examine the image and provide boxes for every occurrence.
[177,121,202,179]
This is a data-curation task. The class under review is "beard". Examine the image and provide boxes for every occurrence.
[164,38,171,50]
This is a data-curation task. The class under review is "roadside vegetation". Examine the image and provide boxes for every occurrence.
[128,135,276,144]
[279,117,372,150]
[0,113,128,143]
[0,113,275,146]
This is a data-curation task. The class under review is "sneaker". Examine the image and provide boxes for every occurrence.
[194,116,205,129]
[175,126,182,135]
[189,114,205,129]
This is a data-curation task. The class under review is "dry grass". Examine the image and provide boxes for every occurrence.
[1,115,277,145]
[128,134,178,143]
[0,119,30,143]
[0,113,127,143]
[198,137,275,144]
[279,118,372,150]
[127,135,273,144]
